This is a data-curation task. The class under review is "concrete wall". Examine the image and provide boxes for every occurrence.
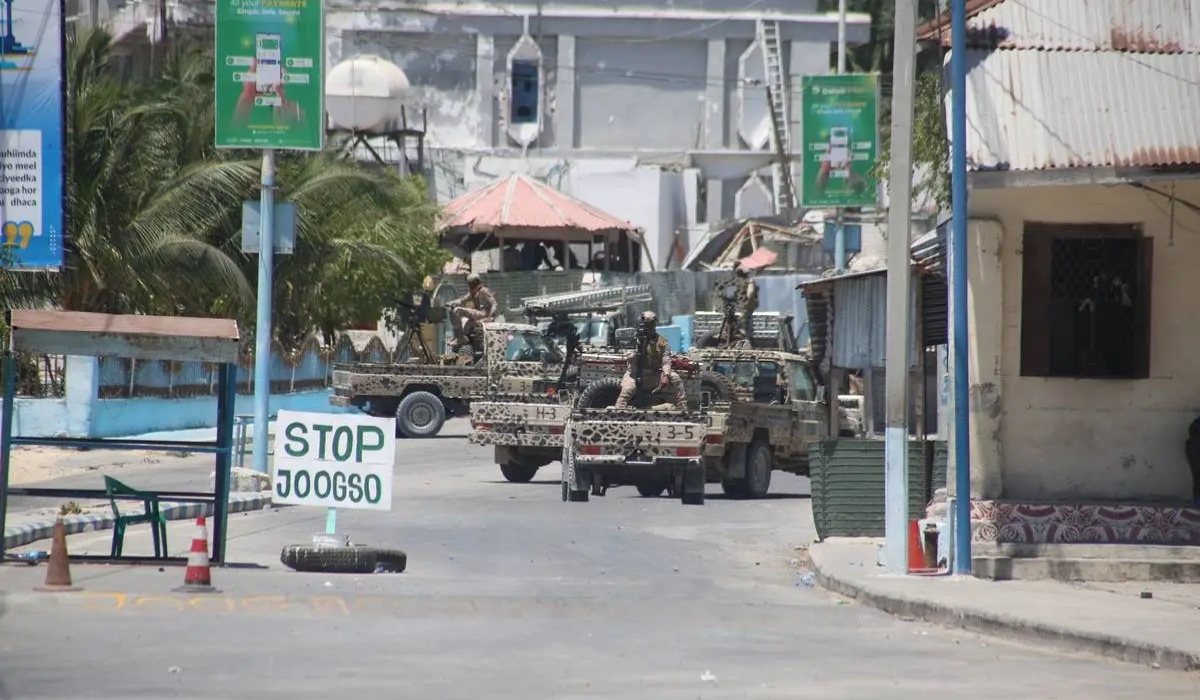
[4,356,352,440]
[967,179,1200,502]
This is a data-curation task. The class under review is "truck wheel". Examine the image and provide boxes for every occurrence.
[578,378,622,409]
[680,463,706,506]
[721,480,748,497]
[694,371,736,409]
[562,442,589,502]
[744,439,773,498]
[636,482,666,498]
[500,462,539,483]
[397,391,446,438]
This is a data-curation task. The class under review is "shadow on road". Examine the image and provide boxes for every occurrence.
[705,493,811,501]
[480,479,562,486]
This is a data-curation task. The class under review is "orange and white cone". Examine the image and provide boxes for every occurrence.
[173,516,219,593]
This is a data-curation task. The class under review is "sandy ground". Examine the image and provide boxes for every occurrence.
[7,445,181,486]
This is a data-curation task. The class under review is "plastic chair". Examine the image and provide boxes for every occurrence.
[104,475,168,558]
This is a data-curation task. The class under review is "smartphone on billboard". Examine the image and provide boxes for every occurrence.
[828,126,851,178]
[255,34,283,95]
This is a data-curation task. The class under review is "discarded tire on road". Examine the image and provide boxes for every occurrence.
[280,544,407,574]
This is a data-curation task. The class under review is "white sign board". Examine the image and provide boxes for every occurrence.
[272,410,395,511]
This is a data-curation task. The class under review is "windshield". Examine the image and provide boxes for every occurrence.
[504,331,561,363]
[711,360,779,387]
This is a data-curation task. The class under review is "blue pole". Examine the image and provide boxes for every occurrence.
[950,0,971,575]
[252,149,276,474]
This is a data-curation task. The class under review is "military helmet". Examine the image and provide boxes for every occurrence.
[466,273,482,286]
[640,310,658,325]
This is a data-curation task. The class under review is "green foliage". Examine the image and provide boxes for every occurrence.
[0,27,446,349]
[816,0,953,211]
[870,71,951,210]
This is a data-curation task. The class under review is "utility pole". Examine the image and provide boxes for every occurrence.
[949,0,973,575]
[882,0,918,574]
[252,149,276,475]
[833,0,848,270]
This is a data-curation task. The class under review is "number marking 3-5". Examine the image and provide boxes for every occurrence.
[665,424,697,441]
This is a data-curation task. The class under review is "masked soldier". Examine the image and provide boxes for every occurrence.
[448,273,496,349]
[616,311,686,410]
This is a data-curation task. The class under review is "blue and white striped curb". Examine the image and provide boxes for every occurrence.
[3,492,275,551]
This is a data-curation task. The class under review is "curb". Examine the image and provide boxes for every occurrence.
[3,493,275,552]
[809,545,1200,673]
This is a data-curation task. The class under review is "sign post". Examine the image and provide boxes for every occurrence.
[800,73,879,269]
[214,0,326,474]
[0,0,64,271]
[272,410,396,544]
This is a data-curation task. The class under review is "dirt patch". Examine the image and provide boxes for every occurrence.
[6,445,190,486]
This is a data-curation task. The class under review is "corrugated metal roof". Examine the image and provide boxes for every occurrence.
[919,0,1200,52]
[958,48,1200,171]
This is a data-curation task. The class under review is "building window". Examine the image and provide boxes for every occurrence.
[509,60,539,124]
[1020,224,1152,379]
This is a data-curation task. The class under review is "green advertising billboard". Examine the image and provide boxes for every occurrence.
[214,0,325,150]
[800,74,879,208]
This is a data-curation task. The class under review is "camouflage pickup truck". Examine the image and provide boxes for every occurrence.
[467,348,721,483]
[561,348,829,506]
[331,323,562,438]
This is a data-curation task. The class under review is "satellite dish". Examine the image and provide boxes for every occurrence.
[325,55,412,134]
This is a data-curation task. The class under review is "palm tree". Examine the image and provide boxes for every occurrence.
[0,27,253,314]
[2,28,446,351]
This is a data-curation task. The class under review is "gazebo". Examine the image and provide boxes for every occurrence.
[437,173,652,272]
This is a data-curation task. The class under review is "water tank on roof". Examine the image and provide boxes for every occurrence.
[325,55,411,133]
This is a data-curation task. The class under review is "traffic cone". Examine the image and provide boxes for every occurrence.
[34,517,82,592]
[907,520,939,574]
[173,516,220,594]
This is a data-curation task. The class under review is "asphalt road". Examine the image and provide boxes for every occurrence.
[2,424,1199,699]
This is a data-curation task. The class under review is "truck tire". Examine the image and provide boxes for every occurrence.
[636,481,667,498]
[562,441,589,502]
[744,438,773,498]
[500,462,539,483]
[578,378,622,409]
[280,544,407,574]
[396,391,446,439]
[694,371,736,409]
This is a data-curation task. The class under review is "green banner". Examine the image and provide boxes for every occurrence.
[214,0,325,150]
[800,74,879,208]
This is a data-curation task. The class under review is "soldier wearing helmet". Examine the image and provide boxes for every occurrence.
[615,310,686,409]
[448,273,497,349]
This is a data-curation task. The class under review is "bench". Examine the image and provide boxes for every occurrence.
[104,475,169,558]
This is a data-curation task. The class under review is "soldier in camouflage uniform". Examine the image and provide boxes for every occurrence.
[449,273,497,349]
[616,311,686,409]
[734,266,759,343]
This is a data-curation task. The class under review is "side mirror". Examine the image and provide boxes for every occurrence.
[816,385,827,404]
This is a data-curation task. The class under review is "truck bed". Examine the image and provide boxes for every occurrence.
[569,408,712,466]
[468,393,570,448]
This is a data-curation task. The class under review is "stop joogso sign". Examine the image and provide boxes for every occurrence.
[271,410,396,511]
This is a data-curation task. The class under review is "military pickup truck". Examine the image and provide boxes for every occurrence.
[561,348,829,506]
[467,350,721,483]
[331,322,562,438]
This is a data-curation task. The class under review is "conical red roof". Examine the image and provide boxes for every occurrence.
[438,173,634,235]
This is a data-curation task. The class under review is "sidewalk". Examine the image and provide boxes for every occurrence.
[810,539,1200,672]
[3,425,278,552]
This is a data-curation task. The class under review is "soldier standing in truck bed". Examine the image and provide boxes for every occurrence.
[616,311,686,410]
[449,273,497,349]
[734,265,759,343]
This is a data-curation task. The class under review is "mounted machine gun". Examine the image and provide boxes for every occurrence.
[518,285,654,392]
[385,290,444,364]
